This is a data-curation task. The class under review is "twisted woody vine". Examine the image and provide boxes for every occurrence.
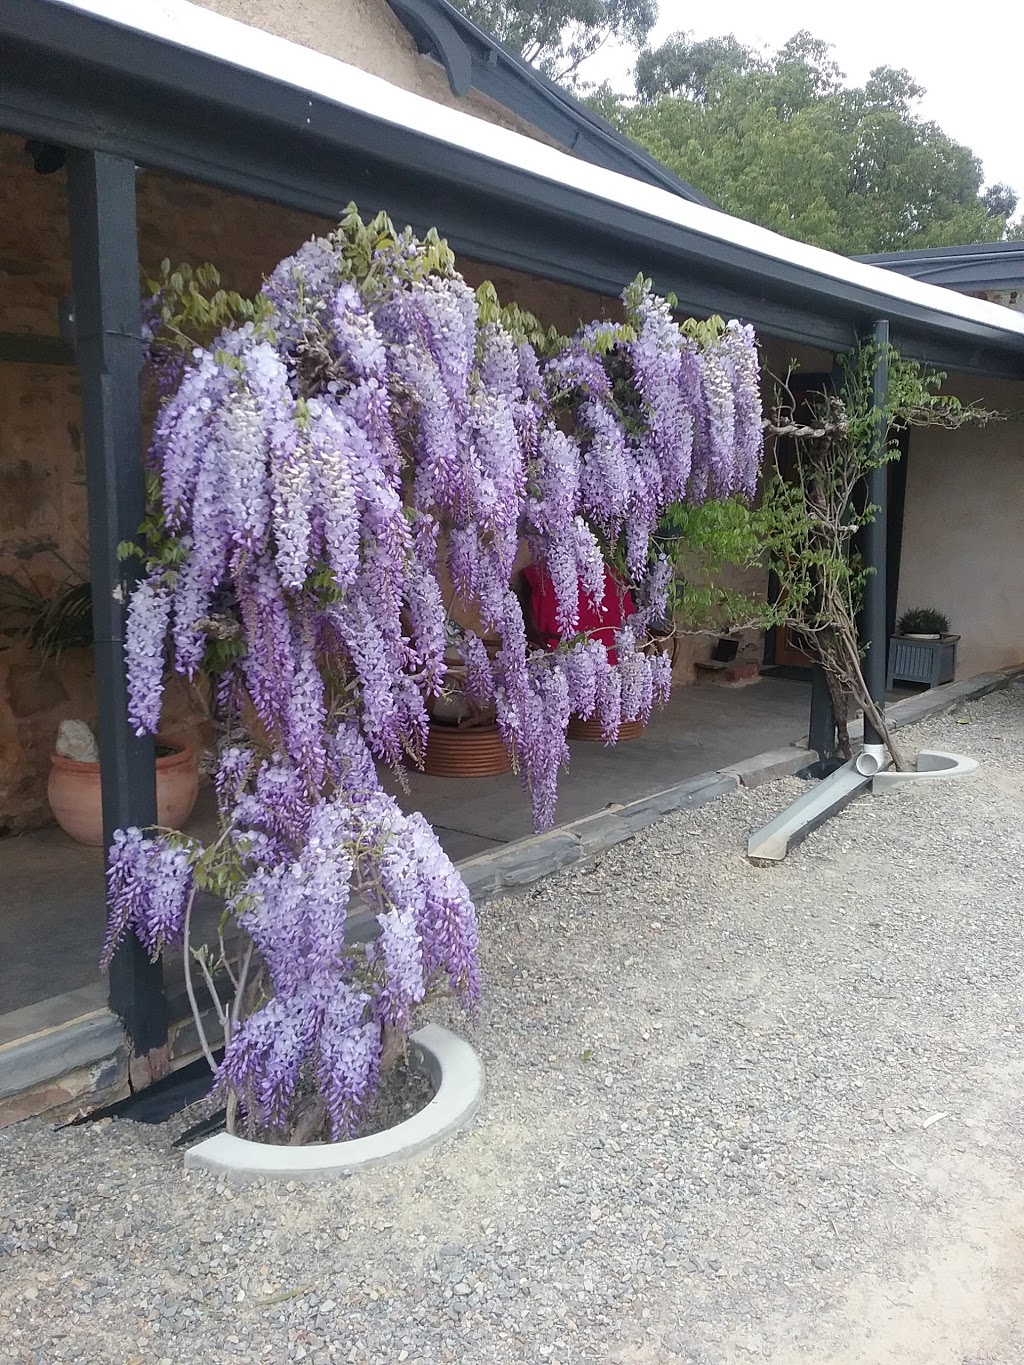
[103,207,765,1144]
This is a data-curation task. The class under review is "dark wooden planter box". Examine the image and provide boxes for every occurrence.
[887,635,959,689]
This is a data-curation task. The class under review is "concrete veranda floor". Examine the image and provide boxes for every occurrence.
[0,674,810,1021]
[398,673,811,861]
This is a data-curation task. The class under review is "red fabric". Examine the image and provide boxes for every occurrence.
[522,563,636,664]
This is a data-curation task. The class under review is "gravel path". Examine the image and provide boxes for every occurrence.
[3,681,1024,1364]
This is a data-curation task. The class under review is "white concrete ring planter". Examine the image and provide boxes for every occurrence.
[872,749,979,793]
[183,1024,484,1183]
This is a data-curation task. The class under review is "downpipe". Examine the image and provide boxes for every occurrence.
[855,742,888,777]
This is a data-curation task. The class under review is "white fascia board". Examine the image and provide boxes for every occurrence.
[50,0,1024,346]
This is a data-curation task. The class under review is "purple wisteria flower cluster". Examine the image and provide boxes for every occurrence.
[112,209,764,1140]
[105,731,478,1139]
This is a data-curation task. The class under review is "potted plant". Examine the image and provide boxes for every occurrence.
[421,631,513,778]
[1,574,200,843]
[48,719,199,847]
[896,606,953,641]
[888,607,960,690]
[0,573,93,657]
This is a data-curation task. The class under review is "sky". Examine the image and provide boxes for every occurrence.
[586,0,1024,197]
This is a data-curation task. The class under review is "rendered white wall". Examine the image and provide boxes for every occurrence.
[898,375,1024,679]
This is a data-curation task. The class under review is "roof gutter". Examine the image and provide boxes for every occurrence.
[859,244,1024,292]
[2,0,1023,378]
[384,0,719,207]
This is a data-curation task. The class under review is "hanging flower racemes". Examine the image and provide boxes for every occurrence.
[107,209,764,1140]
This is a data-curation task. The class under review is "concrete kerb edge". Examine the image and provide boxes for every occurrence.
[457,769,741,903]
[799,666,1024,750]
[183,1024,484,1181]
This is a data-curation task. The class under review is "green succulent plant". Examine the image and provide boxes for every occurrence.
[897,606,950,636]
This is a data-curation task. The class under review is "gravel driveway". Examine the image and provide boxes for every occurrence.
[3,681,1024,1365]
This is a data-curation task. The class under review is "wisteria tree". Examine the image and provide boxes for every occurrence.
[104,208,765,1144]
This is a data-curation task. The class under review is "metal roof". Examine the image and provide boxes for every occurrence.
[383,0,716,206]
[3,0,1024,379]
[859,241,1024,291]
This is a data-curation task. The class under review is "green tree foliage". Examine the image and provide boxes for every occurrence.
[981,183,1019,221]
[633,32,752,104]
[459,0,655,81]
[602,29,1014,253]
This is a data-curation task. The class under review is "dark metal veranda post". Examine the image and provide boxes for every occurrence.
[807,664,836,764]
[804,358,847,767]
[67,148,170,1085]
[862,318,891,750]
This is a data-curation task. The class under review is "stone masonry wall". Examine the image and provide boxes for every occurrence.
[0,134,638,830]
[1,115,807,830]
[0,138,333,830]
[1,134,84,831]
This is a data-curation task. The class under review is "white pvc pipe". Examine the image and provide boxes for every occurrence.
[855,743,887,777]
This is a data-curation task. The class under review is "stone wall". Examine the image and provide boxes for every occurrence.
[459,260,623,337]
[1,118,806,829]
[1,133,83,830]
[0,137,335,830]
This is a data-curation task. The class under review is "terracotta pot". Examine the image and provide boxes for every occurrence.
[47,737,200,847]
[567,715,646,743]
[421,722,512,778]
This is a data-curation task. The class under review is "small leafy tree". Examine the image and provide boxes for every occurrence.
[757,344,999,767]
[652,495,765,633]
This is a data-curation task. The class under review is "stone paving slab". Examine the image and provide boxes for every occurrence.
[496,831,583,887]
[568,811,636,855]
[721,746,817,788]
[840,666,1024,744]
[614,773,738,835]
[0,1011,124,1103]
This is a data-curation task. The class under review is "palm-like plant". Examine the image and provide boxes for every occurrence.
[0,573,93,658]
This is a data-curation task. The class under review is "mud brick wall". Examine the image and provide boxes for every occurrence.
[0,138,331,830]
[2,116,798,829]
